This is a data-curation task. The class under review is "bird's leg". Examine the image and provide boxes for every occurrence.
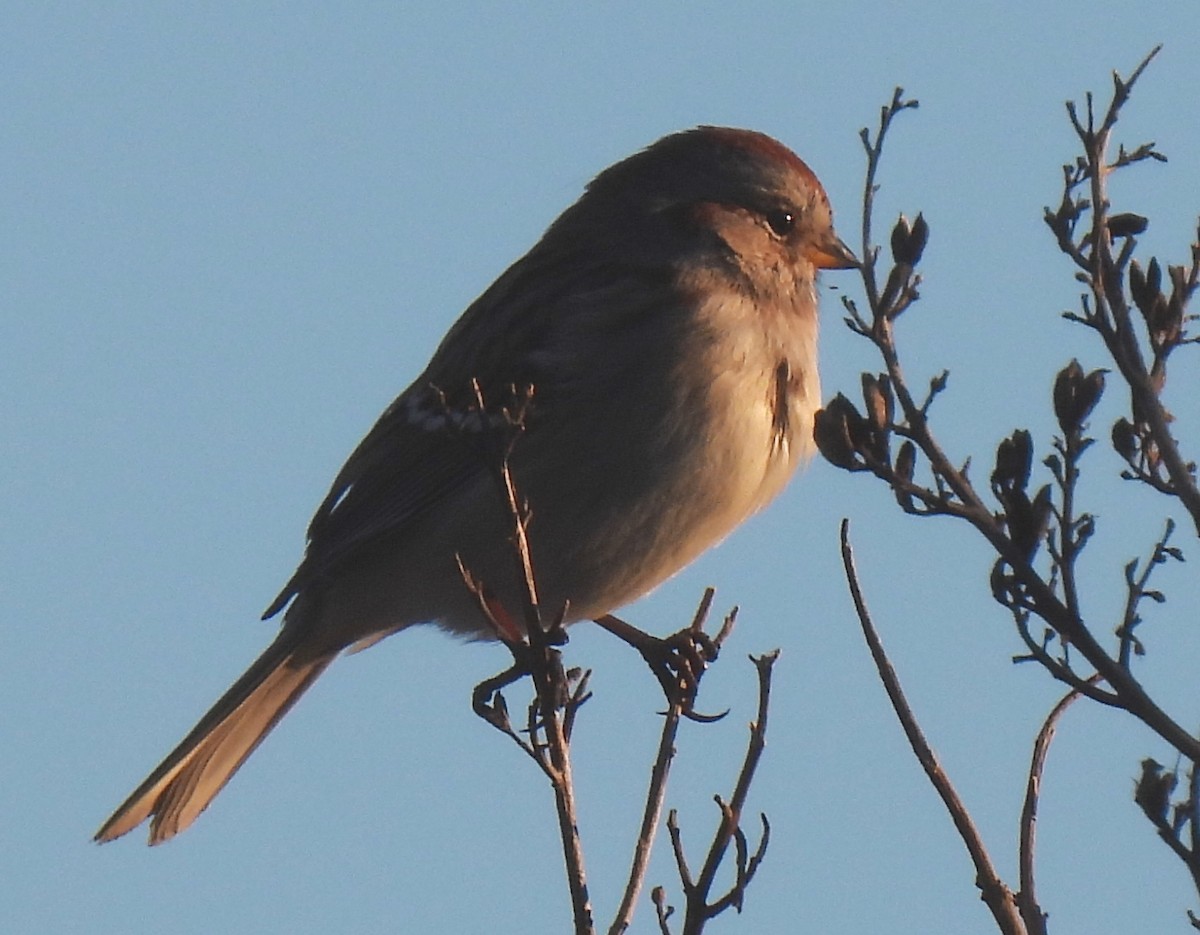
[459,557,574,732]
[593,610,727,722]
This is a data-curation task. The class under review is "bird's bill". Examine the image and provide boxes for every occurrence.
[804,235,860,270]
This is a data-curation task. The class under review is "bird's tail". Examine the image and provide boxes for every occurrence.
[94,627,335,845]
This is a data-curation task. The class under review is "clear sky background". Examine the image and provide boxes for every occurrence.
[5,4,1200,933]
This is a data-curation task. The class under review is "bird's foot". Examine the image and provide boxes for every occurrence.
[593,611,729,722]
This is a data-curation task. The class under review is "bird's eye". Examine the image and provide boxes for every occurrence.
[766,210,796,236]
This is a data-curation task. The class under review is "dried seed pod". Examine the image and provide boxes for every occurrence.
[1134,758,1175,825]
[1053,359,1085,435]
[908,213,929,266]
[894,439,916,484]
[814,394,866,471]
[1130,258,1150,312]
[889,212,930,266]
[1028,484,1053,553]
[892,440,917,512]
[1111,417,1138,461]
[1053,359,1106,434]
[890,215,912,263]
[1081,368,1106,418]
[1107,212,1148,238]
[861,373,893,431]
[1001,482,1051,562]
[1147,256,1163,294]
[992,429,1033,493]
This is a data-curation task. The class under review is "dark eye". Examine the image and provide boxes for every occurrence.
[766,209,796,236]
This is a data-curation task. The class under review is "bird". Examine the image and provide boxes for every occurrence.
[95,126,858,845]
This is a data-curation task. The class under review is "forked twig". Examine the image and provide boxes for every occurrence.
[662,650,778,933]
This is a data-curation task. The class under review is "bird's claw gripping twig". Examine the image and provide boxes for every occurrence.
[594,602,734,722]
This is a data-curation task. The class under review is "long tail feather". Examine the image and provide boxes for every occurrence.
[95,629,334,845]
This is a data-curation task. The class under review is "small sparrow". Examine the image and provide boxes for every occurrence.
[96,126,857,845]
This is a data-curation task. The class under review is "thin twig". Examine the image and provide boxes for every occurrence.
[1071,48,1200,533]
[857,88,919,309]
[840,519,1026,935]
[1117,520,1180,669]
[607,591,718,935]
[680,650,779,932]
[498,454,593,934]
[1017,677,1098,935]
[464,384,596,935]
[607,699,683,935]
[651,886,674,935]
[841,72,1200,763]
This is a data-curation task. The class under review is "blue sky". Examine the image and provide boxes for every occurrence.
[5,3,1200,933]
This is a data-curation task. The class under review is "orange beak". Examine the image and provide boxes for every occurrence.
[804,234,859,270]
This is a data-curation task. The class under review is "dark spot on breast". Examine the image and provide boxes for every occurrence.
[771,358,791,445]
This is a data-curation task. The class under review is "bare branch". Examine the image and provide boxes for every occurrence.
[1017,678,1097,935]
[662,651,780,933]
[857,88,919,310]
[840,520,1027,935]
[820,67,1200,763]
[607,592,720,935]
[459,384,595,934]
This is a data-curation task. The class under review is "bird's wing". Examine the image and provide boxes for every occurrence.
[261,250,587,620]
[259,386,487,619]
